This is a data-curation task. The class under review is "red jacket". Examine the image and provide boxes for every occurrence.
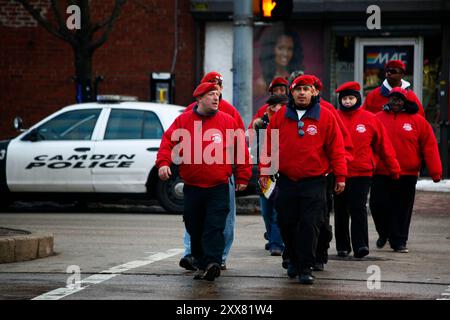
[362,83,425,117]
[260,102,347,183]
[320,98,354,164]
[337,108,400,178]
[186,98,245,130]
[156,107,252,188]
[375,110,442,180]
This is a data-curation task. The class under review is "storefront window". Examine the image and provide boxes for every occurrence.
[362,45,415,96]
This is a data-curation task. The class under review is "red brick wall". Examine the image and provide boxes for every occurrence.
[0,0,197,140]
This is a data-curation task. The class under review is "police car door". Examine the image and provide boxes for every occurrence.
[91,107,163,193]
[6,108,102,192]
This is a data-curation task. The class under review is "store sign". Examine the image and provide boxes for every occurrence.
[365,50,408,68]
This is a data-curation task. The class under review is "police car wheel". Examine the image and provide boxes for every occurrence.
[156,175,184,214]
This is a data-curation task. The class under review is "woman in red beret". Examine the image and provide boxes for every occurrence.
[362,60,425,117]
[370,87,442,253]
[334,81,401,259]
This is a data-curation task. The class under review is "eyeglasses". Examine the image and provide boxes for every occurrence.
[298,120,305,137]
[385,68,402,75]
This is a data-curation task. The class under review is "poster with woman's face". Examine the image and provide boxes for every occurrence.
[253,23,324,112]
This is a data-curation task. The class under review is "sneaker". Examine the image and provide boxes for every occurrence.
[270,248,282,256]
[337,250,349,257]
[393,245,409,253]
[298,270,314,285]
[287,263,298,278]
[220,262,227,270]
[204,263,221,281]
[376,237,387,249]
[354,246,369,258]
[263,232,268,240]
[193,269,205,280]
[264,242,270,251]
[179,255,197,271]
[313,262,324,271]
[193,262,221,281]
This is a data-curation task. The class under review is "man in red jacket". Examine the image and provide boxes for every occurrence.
[370,87,442,253]
[259,75,347,284]
[335,81,400,259]
[181,71,245,272]
[362,60,425,117]
[310,75,354,271]
[157,82,252,281]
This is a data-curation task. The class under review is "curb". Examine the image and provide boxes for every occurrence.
[0,228,54,264]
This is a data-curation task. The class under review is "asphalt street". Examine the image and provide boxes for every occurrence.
[0,191,449,301]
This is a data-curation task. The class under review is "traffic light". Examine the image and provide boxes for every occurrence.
[259,0,293,21]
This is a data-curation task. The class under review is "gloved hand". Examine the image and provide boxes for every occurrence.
[432,175,441,183]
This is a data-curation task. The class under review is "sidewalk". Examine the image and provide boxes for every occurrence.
[0,227,54,264]
[416,178,450,192]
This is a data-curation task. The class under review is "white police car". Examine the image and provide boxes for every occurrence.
[0,96,186,213]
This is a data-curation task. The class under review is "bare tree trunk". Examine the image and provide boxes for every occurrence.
[74,47,93,102]
[18,0,127,103]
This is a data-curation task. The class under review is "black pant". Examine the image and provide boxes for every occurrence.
[369,175,417,249]
[275,175,326,272]
[315,173,334,264]
[183,183,230,270]
[334,176,372,253]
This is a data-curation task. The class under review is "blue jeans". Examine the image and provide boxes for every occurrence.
[260,195,284,252]
[183,176,236,263]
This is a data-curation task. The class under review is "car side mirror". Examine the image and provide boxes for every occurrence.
[22,128,39,142]
[14,117,25,132]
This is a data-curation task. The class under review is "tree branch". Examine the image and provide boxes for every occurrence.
[50,0,77,46]
[89,0,127,52]
[16,0,71,44]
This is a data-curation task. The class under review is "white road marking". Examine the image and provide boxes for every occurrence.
[436,285,450,300]
[32,248,183,300]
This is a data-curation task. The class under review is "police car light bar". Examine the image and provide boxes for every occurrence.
[97,95,138,103]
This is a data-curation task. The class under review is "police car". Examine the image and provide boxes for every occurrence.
[0,96,186,213]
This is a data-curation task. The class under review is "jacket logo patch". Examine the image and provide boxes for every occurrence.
[403,123,413,131]
[306,125,318,136]
[212,133,222,144]
[356,124,366,133]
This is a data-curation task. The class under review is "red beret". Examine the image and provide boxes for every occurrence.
[200,71,223,84]
[385,60,406,72]
[290,75,315,91]
[268,77,289,92]
[335,81,361,93]
[311,75,323,91]
[193,82,220,98]
[388,87,408,99]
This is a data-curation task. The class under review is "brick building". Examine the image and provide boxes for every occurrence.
[0,0,197,140]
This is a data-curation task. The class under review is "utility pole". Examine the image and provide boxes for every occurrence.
[439,21,450,177]
[233,0,253,127]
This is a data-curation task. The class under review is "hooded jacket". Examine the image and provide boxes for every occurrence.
[337,108,400,178]
[374,101,441,180]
